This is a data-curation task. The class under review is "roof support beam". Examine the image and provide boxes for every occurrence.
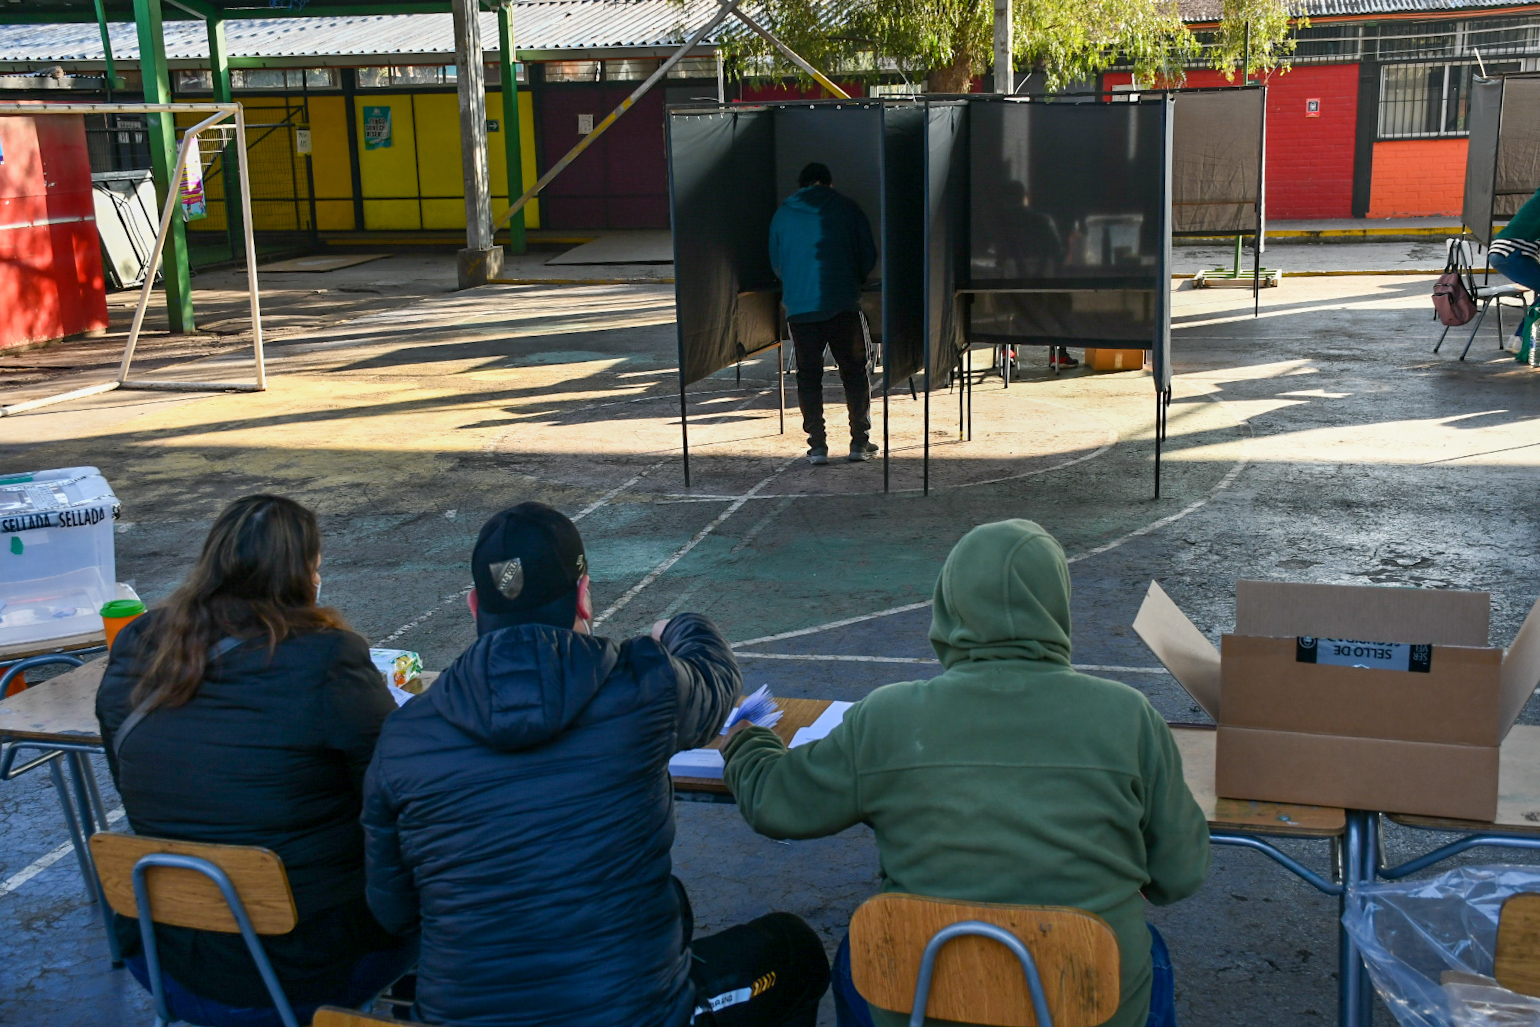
[496,2,526,254]
[208,16,245,259]
[451,0,500,286]
[133,0,195,333]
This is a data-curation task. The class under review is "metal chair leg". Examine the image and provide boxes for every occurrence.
[66,751,123,965]
[1460,300,1492,361]
[1497,298,1506,349]
[1434,323,1452,353]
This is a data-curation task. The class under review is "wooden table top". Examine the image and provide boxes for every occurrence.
[1389,724,1540,835]
[0,657,105,744]
[1171,726,1345,838]
[0,630,106,663]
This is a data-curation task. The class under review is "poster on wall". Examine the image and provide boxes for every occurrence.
[364,106,393,150]
[179,136,206,220]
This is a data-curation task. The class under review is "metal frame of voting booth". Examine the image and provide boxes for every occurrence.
[1463,73,1540,249]
[667,98,955,491]
[960,93,1175,497]
[0,102,264,418]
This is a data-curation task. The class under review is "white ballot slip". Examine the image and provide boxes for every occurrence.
[790,701,854,747]
[668,748,726,779]
[387,684,415,707]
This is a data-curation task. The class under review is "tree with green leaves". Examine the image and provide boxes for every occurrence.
[721,0,1301,93]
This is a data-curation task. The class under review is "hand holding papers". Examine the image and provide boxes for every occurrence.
[721,685,782,734]
[669,686,783,780]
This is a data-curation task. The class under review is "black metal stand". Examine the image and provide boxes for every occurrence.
[778,339,785,435]
[680,378,691,488]
[1153,386,1171,500]
[923,350,931,496]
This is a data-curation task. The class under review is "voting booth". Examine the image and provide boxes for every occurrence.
[1462,73,1540,247]
[1172,86,1270,299]
[667,98,960,489]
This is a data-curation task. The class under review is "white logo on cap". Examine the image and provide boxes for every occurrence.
[489,558,524,600]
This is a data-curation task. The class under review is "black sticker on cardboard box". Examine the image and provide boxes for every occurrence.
[1296,637,1432,673]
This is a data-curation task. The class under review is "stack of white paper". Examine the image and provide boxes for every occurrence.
[790,701,854,747]
[668,748,726,779]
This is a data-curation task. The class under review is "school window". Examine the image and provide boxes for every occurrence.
[1376,61,1519,139]
[357,65,457,88]
[174,68,336,92]
[543,60,601,82]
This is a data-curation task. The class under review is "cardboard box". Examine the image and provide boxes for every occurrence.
[1083,348,1147,372]
[1133,580,1540,820]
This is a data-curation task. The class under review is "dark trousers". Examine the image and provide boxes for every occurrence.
[831,924,1175,1027]
[690,912,831,1027]
[789,310,871,450]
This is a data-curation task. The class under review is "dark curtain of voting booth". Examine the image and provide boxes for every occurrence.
[963,95,1175,495]
[1172,87,1267,314]
[667,100,939,488]
[1464,75,1540,249]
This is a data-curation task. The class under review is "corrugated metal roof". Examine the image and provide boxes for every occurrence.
[1179,0,1538,20]
[0,0,727,65]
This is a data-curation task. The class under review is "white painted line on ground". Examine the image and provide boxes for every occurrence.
[733,390,1250,649]
[594,459,795,627]
[1,807,124,897]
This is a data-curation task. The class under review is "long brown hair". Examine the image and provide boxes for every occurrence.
[134,494,349,709]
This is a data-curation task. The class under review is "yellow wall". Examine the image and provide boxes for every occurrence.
[170,87,539,236]
[353,91,539,231]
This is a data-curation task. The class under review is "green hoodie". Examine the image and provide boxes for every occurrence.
[723,520,1210,1027]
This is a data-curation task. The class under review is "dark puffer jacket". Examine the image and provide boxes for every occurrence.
[361,613,740,1027]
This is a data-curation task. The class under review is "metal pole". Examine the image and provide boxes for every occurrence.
[680,381,691,488]
[923,352,931,496]
[132,0,194,333]
[729,9,851,100]
[235,106,266,390]
[207,17,243,262]
[1255,83,1267,318]
[778,339,785,434]
[452,0,498,287]
[493,0,745,233]
[497,3,527,254]
[93,0,120,93]
[993,0,1012,94]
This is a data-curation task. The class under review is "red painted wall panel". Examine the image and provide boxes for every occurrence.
[0,112,108,350]
[538,84,669,229]
[1104,64,1360,219]
[1368,138,1467,217]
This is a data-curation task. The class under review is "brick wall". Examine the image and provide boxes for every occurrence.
[1105,64,1359,219]
[1367,138,1467,217]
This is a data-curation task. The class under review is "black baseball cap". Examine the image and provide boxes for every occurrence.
[471,502,588,634]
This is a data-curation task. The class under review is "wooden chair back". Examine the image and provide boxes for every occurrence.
[1496,893,1540,997]
[311,1009,397,1027]
[89,832,298,935]
[850,892,1121,1027]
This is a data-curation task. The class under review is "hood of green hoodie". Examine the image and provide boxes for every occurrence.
[929,519,1073,668]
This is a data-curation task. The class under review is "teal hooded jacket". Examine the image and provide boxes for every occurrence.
[724,520,1210,1027]
[768,184,877,323]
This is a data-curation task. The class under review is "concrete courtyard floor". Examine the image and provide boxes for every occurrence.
[2,251,1540,1026]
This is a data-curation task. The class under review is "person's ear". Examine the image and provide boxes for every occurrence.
[575,575,593,629]
[467,588,479,620]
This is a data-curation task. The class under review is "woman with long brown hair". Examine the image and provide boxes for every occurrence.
[96,494,414,1027]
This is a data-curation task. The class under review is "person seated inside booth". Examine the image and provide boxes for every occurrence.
[361,501,830,1027]
[96,494,416,1027]
[722,519,1211,1027]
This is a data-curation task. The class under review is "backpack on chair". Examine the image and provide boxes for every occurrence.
[1433,246,1479,326]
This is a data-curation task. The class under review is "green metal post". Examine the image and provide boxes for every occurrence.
[497,2,526,254]
[93,0,121,92]
[207,17,243,262]
[133,0,194,333]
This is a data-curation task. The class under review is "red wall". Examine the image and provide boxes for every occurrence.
[1105,64,1360,220]
[538,84,670,229]
[0,113,108,350]
[1368,138,1467,217]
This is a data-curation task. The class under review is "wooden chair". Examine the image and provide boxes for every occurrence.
[90,832,302,1027]
[312,1010,396,1027]
[1496,892,1540,997]
[849,893,1121,1027]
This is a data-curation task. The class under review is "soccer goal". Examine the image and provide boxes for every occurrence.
[0,101,264,417]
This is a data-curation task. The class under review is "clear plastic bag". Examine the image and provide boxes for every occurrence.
[1343,866,1540,1027]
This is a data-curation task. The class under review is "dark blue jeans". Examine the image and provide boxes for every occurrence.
[126,935,418,1027]
[832,923,1175,1027]
[1491,249,1540,295]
